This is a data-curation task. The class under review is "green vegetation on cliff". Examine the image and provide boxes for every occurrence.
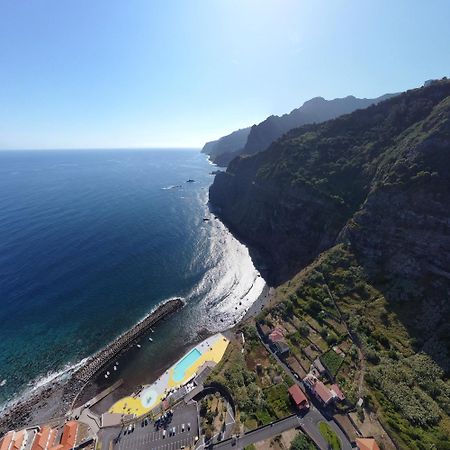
[267,244,450,449]
[203,94,395,166]
[210,79,450,449]
[208,328,294,429]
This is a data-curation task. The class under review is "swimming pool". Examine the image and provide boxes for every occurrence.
[172,348,202,382]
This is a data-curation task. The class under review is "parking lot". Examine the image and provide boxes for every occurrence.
[115,403,199,450]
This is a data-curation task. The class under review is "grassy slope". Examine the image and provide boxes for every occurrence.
[273,244,450,450]
[208,329,294,430]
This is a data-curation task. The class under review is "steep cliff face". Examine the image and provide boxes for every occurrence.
[210,80,450,450]
[211,157,350,284]
[210,80,450,294]
[341,96,450,367]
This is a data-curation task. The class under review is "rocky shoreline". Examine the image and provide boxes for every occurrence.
[0,286,274,435]
[0,298,184,435]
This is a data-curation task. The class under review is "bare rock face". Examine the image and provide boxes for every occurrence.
[211,167,349,285]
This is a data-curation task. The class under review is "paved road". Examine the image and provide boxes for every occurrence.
[256,330,353,450]
[212,415,301,450]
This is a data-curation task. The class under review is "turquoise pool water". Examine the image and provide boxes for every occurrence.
[173,348,202,382]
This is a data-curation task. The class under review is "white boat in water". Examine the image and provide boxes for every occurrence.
[149,337,153,342]
[0,379,6,387]
[137,344,141,348]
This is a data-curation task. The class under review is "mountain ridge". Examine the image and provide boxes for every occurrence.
[203,93,397,166]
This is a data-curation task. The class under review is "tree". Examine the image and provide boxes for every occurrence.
[290,433,315,450]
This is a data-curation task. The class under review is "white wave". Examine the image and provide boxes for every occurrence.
[161,185,182,190]
[186,202,266,332]
[0,175,264,415]
[0,357,87,415]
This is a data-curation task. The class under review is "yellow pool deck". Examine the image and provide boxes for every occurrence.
[109,333,229,417]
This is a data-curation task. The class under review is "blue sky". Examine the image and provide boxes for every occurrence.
[1,0,449,149]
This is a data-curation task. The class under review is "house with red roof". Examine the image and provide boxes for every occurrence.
[356,437,380,450]
[49,421,78,450]
[31,426,58,450]
[0,421,80,450]
[0,429,35,450]
[303,374,344,407]
[288,384,309,411]
[330,384,345,402]
[0,431,14,450]
[268,326,286,343]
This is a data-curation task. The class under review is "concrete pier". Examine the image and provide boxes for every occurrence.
[72,299,184,383]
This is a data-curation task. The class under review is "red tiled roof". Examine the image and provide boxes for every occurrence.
[288,385,309,408]
[12,430,25,450]
[313,380,334,404]
[269,330,284,342]
[356,438,381,450]
[0,432,14,450]
[331,384,345,401]
[31,425,55,450]
[60,422,77,449]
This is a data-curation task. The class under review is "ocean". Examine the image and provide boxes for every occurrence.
[0,149,265,410]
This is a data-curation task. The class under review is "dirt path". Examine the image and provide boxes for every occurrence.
[322,276,366,397]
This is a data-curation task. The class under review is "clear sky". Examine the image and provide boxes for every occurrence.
[1,0,449,149]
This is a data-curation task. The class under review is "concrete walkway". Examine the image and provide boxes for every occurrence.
[110,334,229,416]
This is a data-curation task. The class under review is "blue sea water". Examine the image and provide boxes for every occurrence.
[0,149,265,409]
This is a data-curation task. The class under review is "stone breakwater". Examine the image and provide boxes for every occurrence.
[0,298,184,435]
[73,298,184,383]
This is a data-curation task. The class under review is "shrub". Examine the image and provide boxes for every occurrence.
[306,299,322,315]
[298,322,310,337]
[321,350,344,377]
[318,421,342,450]
[290,433,315,450]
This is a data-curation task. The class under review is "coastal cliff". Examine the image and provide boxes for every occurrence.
[210,79,450,360]
[210,79,450,448]
[201,127,251,165]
